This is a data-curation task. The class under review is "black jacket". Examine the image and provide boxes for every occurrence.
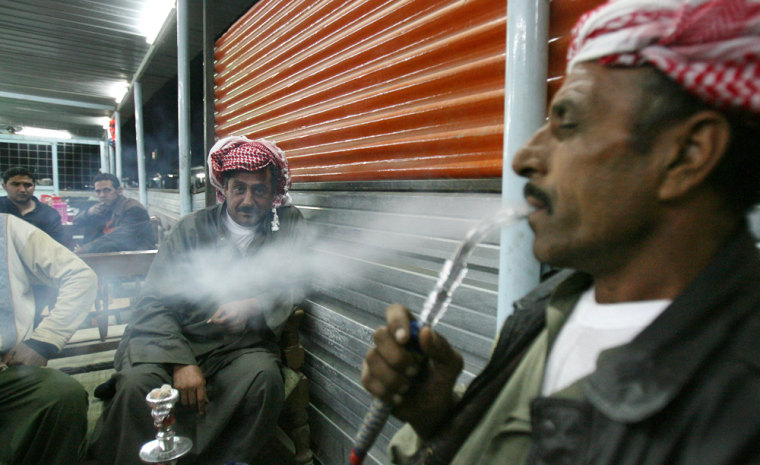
[527,229,760,465]
[0,196,72,248]
[73,195,156,253]
[423,228,760,465]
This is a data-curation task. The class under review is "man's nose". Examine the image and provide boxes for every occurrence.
[241,189,256,205]
[512,125,549,179]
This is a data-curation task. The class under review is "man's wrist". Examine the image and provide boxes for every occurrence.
[23,339,57,359]
[173,364,188,373]
[412,391,460,440]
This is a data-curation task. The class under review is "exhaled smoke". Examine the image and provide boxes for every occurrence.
[135,200,529,324]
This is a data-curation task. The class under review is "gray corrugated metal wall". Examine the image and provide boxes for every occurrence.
[291,182,503,464]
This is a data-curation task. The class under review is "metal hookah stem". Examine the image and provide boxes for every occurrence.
[348,205,532,465]
[420,205,532,327]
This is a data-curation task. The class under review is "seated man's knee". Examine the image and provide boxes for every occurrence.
[250,363,285,405]
[227,355,285,410]
[259,363,284,388]
[114,364,170,398]
[35,368,88,411]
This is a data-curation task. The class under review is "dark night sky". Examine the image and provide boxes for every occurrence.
[119,52,206,183]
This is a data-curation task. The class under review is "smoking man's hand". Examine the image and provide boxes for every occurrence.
[207,298,261,333]
[173,364,208,414]
[87,203,108,216]
[1,342,48,367]
[361,304,463,439]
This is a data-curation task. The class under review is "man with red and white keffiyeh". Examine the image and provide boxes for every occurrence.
[362,1,760,465]
[90,137,306,465]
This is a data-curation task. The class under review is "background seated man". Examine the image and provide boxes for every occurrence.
[0,166,72,248]
[0,213,98,465]
[89,137,306,465]
[73,173,156,253]
[1,166,75,322]
[361,1,760,464]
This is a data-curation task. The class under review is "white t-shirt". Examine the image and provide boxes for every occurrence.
[541,287,670,395]
[223,210,256,252]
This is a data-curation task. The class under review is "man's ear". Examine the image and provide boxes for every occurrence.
[658,110,731,201]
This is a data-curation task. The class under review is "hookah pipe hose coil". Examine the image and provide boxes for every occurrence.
[348,206,532,465]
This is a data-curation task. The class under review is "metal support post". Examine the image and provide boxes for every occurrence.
[177,0,191,216]
[100,140,108,173]
[497,0,549,328]
[115,110,123,181]
[51,143,59,195]
[134,81,148,207]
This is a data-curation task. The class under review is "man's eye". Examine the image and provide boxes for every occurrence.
[555,122,579,136]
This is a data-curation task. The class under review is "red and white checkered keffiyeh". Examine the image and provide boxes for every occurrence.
[568,0,760,114]
[208,136,292,230]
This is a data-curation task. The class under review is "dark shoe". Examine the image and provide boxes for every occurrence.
[94,377,117,400]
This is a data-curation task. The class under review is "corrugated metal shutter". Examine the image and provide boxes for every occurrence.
[215,0,604,183]
[214,0,506,182]
[548,0,606,95]
[292,189,503,464]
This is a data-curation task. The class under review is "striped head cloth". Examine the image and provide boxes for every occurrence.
[568,0,760,114]
[207,136,292,230]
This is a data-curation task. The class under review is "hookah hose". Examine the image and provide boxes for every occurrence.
[349,320,423,465]
[348,206,532,465]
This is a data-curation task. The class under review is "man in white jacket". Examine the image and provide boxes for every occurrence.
[0,213,98,465]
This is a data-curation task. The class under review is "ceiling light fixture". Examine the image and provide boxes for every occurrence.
[17,127,72,139]
[140,0,176,45]
[110,81,130,104]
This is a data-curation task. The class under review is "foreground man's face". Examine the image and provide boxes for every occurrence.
[224,169,275,227]
[512,63,663,273]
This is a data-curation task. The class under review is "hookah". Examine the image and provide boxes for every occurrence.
[348,205,533,465]
[139,384,193,465]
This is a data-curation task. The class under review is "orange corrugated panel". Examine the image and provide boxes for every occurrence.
[214,0,604,183]
[548,0,608,96]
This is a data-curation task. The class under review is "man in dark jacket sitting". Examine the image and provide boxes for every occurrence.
[73,173,156,253]
[0,166,72,248]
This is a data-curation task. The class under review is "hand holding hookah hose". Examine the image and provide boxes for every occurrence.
[349,206,533,465]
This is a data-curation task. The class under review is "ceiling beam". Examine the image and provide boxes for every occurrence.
[0,91,114,111]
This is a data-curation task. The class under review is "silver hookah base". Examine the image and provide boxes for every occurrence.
[139,436,193,463]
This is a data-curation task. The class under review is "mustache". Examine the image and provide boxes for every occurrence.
[523,183,552,213]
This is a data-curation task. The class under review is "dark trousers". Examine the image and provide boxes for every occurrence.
[0,365,88,465]
[89,349,285,465]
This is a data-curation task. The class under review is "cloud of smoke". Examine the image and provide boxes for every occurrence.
[140,200,531,325]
